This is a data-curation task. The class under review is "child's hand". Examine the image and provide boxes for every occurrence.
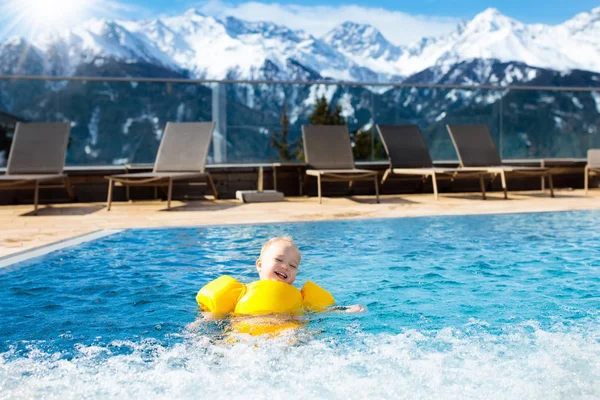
[344,304,366,313]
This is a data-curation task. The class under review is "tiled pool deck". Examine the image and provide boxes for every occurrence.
[1,189,599,258]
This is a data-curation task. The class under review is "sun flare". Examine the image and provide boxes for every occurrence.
[0,0,119,39]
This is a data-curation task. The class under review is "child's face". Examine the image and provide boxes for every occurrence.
[256,241,300,285]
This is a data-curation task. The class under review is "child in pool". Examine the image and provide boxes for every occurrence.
[253,236,365,313]
[197,236,365,324]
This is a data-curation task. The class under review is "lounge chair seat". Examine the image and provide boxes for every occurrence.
[0,122,74,214]
[305,168,377,177]
[457,166,549,172]
[105,122,218,210]
[109,171,211,181]
[302,125,379,204]
[0,173,67,182]
[376,124,490,199]
[447,124,554,199]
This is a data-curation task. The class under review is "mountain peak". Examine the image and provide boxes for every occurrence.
[468,7,520,32]
[562,6,600,32]
[477,7,504,19]
[322,21,401,61]
[324,21,384,41]
[182,8,205,18]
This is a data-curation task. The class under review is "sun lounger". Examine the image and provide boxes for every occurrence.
[106,122,218,210]
[446,124,554,198]
[376,124,490,199]
[0,122,74,214]
[584,149,600,195]
[302,125,379,204]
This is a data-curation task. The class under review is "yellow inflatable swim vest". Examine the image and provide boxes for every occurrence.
[196,275,335,336]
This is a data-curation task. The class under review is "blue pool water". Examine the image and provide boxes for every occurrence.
[1,211,600,398]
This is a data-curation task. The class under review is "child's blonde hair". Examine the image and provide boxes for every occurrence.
[259,236,301,261]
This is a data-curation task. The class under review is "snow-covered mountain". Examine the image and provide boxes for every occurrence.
[323,7,600,78]
[1,7,599,83]
[29,9,379,82]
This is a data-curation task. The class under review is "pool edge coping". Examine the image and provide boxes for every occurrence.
[0,229,124,269]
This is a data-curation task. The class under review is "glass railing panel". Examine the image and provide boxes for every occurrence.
[224,81,299,163]
[0,77,61,167]
[0,77,596,168]
[372,86,503,162]
[343,84,383,162]
[500,88,600,159]
[590,91,600,151]
[0,79,214,166]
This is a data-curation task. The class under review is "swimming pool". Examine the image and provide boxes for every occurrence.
[1,211,599,398]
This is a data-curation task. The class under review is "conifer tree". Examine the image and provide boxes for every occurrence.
[308,95,345,125]
[331,104,345,125]
[352,127,385,160]
[270,103,299,161]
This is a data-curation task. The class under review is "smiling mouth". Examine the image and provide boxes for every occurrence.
[275,271,288,280]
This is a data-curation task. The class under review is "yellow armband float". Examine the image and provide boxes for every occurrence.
[301,280,336,312]
[196,275,245,314]
[196,276,336,336]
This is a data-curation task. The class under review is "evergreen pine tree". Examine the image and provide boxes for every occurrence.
[331,104,345,125]
[308,95,346,126]
[270,103,299,161]
[352,128,386,161]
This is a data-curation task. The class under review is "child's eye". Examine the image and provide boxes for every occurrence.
[290,265,298,269]
[275,258,282,262]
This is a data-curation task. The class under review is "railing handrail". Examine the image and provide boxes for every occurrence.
[0,158,588,174]
[0,75,598,92]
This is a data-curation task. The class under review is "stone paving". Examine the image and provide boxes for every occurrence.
[1,189,599,258]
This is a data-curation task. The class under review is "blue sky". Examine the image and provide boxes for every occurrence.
[0,0,598,44]
[136,0,598,24]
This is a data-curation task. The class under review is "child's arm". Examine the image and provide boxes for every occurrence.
[328,304,366,313]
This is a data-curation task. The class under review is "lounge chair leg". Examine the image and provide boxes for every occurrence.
[126,186,131,202]
[431,172,439,201]
[584,167,589,195]
[374,175,380,203]
[207,175,219,199]
[106,179,114,211]
[500,170,508,199]
[167,178,173,210]
[33,180,39,215]
[64,177,75,200]
[547,172,554,198]
[317,174,322,204]
[479,174,487,200]
[303,173,309,197]
[298,168,303,196]
[381,168,391,185]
